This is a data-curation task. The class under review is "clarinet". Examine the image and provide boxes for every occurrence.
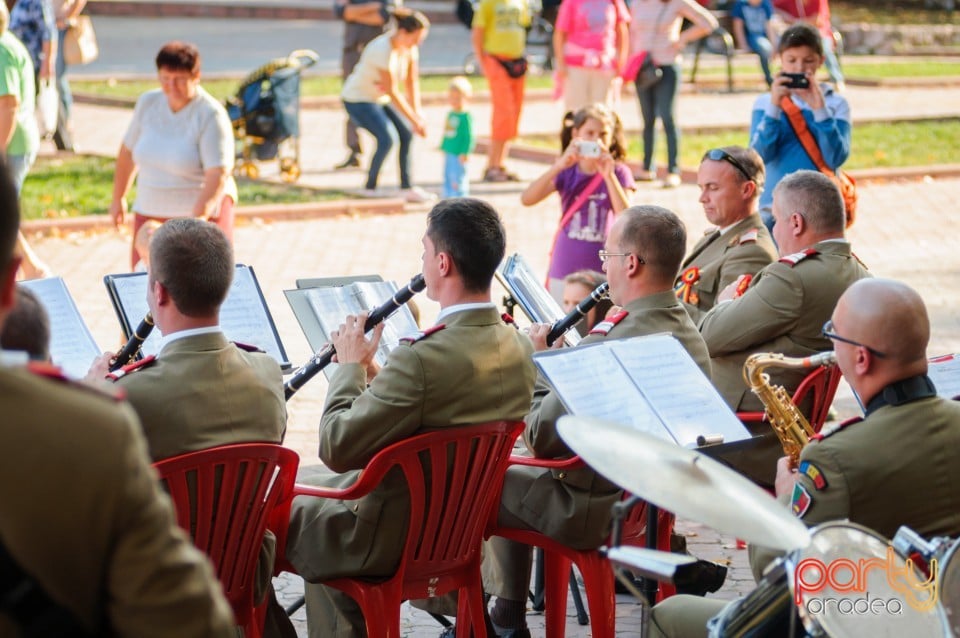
[109,313,155,372]
[284,274,426,400]
[546,282,609,346]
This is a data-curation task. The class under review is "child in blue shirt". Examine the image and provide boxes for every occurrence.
[440,76,475,198]
[731,0,776,87]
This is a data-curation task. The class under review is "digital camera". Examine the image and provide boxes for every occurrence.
[576,140,601,158]
[781,72,810,89]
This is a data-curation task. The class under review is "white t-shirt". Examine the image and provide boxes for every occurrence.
[341,32,417,104]
[123,86,237,218]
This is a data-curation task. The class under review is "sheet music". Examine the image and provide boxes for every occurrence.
[300,280,420,379]
[533,343,668,439]
[19,277,100,379]
[104,265,290,369]
[612,335,750,447]
[928,354,960,399]
[497,253,582,347]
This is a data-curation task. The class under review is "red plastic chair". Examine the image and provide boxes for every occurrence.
[737,363,843,433]
[273,421,525,638]
[493,454,676,638]
[154,443,299,638]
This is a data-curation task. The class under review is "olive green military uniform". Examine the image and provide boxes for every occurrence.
[0,356,235,637]
[676,214,777,323]
[284,306,537,638]
[647,376,960,638]
[483,291,713,603]
[699,240,870,417]
[111,330,287,461]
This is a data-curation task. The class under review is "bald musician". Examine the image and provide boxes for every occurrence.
[699,169,870,417]
[87,218,286,461]
[0,161,235,635]
[676,146,776,323]
[480,206,712,637]
[283,198,537,638]
[648,278,960,638]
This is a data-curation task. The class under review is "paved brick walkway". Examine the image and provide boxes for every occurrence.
[23,80,960,636]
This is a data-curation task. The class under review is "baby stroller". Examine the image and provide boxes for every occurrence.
[226,49,319,183]
[455,0,553,74]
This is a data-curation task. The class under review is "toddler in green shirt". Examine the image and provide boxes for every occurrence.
[441,76,475,198]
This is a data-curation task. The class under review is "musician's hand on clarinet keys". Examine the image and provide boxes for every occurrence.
[774,456,799,499]
[85,352,117,382]
[330,313,384,366]
[527,323,559,353]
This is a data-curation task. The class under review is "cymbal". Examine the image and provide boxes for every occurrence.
[557,416,811,552]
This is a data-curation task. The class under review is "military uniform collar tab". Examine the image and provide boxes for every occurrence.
[864,374,937,416]
[0,349,30,367]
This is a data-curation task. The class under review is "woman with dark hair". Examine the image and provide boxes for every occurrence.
[109,40,237,269]
[341,9,435,203]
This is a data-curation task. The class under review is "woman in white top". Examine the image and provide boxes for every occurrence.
[341,9,434,203]
[109,41,237,269]
[628,0,715,187]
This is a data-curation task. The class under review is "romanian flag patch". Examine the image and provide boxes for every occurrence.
[799,460,828,490]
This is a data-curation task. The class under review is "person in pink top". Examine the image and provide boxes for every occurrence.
[552,0,630,112]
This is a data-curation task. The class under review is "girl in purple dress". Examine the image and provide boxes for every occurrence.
[520,103,634,301]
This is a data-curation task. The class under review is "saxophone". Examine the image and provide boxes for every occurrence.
[742,351,837,466]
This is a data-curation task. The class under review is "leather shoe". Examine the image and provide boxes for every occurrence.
[335,152,361,169]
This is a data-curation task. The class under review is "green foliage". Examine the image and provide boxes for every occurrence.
[19,155,340,221]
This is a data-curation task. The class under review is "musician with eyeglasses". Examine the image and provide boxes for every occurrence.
[676,146,777,323]
[646,278,960,638]
[699,169,869,419]
[478,206,713,637]
[281,198,537,638]
[0,161,236,636]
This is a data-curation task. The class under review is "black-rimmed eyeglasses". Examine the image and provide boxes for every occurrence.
[703,149,754,183]
[598,250,644,264]
[822,319,887,358]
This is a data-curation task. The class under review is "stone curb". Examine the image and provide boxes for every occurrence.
[22,159,960,237]
[21,197,407,235]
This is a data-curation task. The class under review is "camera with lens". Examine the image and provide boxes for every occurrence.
[781,72,810,89]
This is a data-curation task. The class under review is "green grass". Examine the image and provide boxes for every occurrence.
[694,58,960,79]
[519,119,960,171]
[19,155,340,221]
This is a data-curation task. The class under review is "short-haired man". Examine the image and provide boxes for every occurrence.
[283,198,537,637]
[0,162,235,635]
[647,278,960,638]
[87,217,286,462]
[699,169,869,417]
[677,146,777,323]
[482,206,713,636]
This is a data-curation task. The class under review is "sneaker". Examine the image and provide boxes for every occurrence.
[335,152,361,170]
[483,167,520,183]
[402,186,438,204]
[634,169,657,182]
[663,173,681,188]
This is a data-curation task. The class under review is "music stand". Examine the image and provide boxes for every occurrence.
[495,253,581,347]
[295,274,383,289]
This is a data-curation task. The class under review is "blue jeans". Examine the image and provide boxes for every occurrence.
[443,153,468,198]
[822,34,845,85]
[746,32,774,86]
[343,100,412,190]
[6,151,36,195]
[635,63,681,174]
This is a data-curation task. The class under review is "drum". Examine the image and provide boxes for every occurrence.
[790,522,948,637]
[937,538,960,636]
[708,557,800,637]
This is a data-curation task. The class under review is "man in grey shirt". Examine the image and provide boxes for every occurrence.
[334,0,395,169]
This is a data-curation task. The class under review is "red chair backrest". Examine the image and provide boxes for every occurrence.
[154,443,299,624]
[738,363,842,433]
